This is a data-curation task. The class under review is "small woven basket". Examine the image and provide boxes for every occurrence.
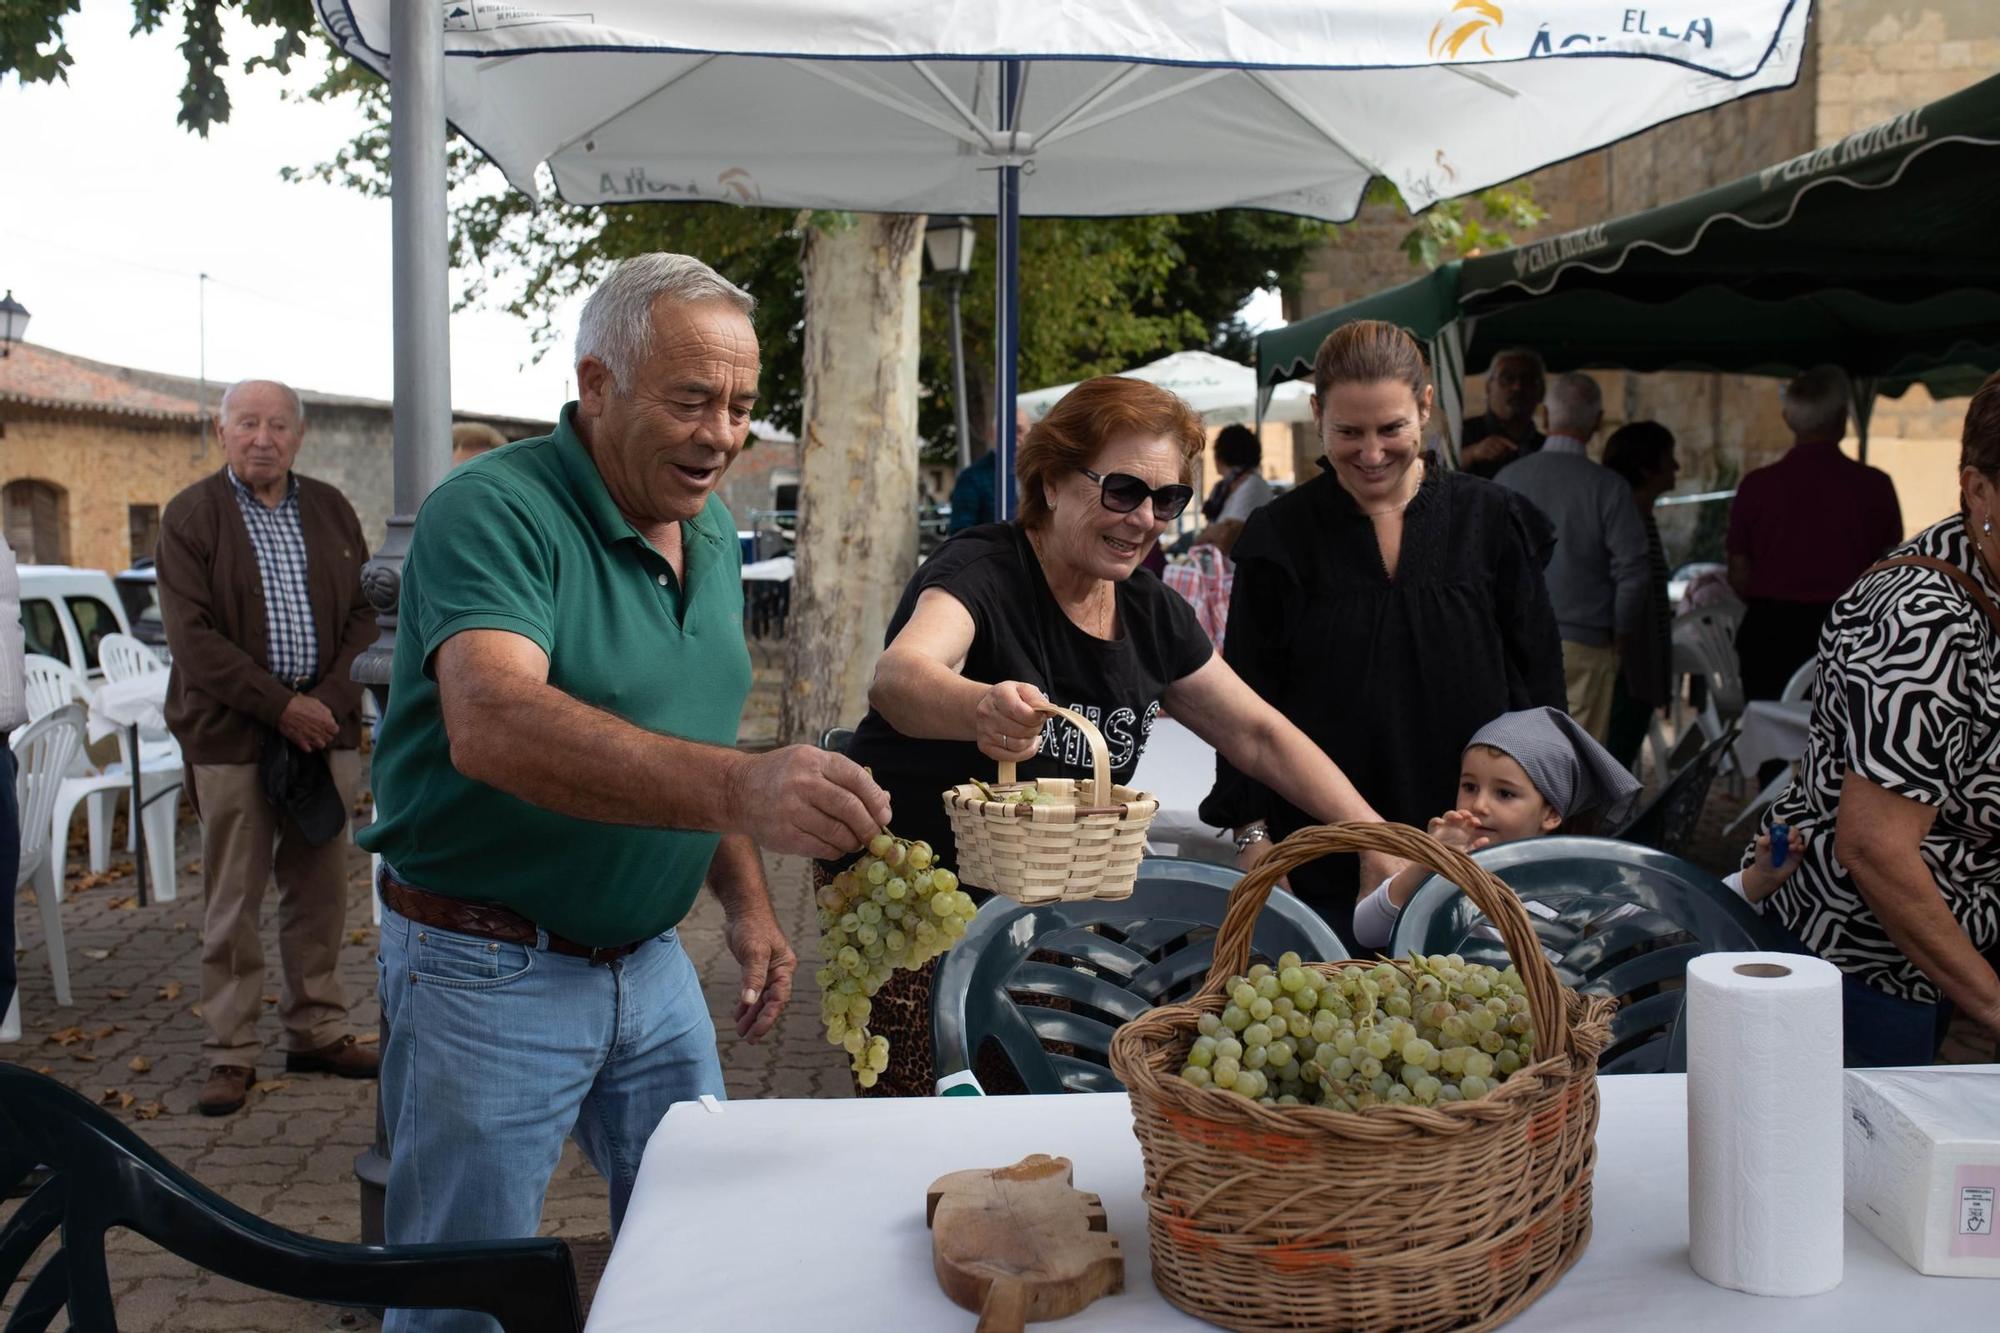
[1108,822,1614,1333]
[942,701,1158,903]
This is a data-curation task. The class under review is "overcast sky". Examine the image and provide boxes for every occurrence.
[2,5,1281,421]
[1,4,575,419]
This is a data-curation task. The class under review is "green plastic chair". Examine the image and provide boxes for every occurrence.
[0,1065,581,1331]
[931,857,1348,1094]
[1386,835,1802,1074]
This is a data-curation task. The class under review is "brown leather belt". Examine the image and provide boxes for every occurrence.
[377,866,645,966]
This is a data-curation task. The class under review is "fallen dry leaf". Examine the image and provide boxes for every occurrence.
[183,860,202,874]
[32,1065,53,1076]
[175,920,188,931]
[45,1026,89,1046]
[348,928,371,945]
[72,1052,98,1063]
[262,994,279,1005]
[189,1004,203,1018]
[99,1088,135,1110]
[134,1101,167,1120]
[252,1079,290,1095]
[157,980,183,1002]
[106,896,138,911]
[81,948,111,961]
[128,1056,152,1073]
[353,1032,379,1045]
[67,868,124,892]
[106,988,129,1000]
[91,1025,116,1040]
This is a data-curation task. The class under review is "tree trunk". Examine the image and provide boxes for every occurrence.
[779,213,927,748]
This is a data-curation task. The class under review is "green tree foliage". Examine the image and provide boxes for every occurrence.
[3,0,315,134]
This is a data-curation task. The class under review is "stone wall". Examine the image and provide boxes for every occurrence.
[1,415,218,574]
[1287,0,1994,548]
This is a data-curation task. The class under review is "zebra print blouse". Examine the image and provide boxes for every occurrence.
[1758,513,2000,1003]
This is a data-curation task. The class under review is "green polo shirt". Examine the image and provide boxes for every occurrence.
[359,405,751,946]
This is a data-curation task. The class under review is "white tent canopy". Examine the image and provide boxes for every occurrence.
[317,0,1809,519]
[323,2,1807,221]
[1020,350,1315,424]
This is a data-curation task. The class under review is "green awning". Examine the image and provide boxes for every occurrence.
[1260,73,2000,406]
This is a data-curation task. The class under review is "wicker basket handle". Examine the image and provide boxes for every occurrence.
[1205,822,1571,1062]
[996,701,1111,807]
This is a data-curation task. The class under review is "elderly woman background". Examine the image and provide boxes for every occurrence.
[1201,321,1567,937]
[842,375,1390,1095]
[1753,371,2000,1067]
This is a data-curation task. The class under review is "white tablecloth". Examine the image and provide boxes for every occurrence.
[1736,700,1812,775]
[741,554,795,583]
[84,670,171,744]
[585,1070,1999,1331]
[1130,717,1233,865]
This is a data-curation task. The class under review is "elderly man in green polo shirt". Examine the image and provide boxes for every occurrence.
[361,253,890,1333]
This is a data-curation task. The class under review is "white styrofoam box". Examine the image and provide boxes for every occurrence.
[1844,1068,2000,1278]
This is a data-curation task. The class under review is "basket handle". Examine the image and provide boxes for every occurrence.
[1205,823,1571,1062]
[996,701,1111,807]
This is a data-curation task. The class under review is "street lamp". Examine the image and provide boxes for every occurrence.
[0,290,29,357]
[924,217,976,471]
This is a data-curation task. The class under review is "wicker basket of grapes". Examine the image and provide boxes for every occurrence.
[942,701,1157,903]
[1107,822,1614,1333]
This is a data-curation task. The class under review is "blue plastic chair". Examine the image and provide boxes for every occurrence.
[1386,836,1802,1073]
[932,857,1348,1094]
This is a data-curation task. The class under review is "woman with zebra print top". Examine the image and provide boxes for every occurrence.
[1751,371,2000,1067]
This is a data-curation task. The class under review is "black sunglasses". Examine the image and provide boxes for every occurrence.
[1079,467,1195,521]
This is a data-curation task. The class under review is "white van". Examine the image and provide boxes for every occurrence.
[17,565,136,684]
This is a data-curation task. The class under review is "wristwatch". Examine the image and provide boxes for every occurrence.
[1232,824,1270,852]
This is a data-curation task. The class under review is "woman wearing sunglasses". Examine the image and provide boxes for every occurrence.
[838,374,1392,1096]
[1200,320,1566,940]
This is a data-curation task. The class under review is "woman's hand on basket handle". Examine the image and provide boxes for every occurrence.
[975,680,1048,765]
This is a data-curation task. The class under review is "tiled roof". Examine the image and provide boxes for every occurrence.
[0,342,203,422]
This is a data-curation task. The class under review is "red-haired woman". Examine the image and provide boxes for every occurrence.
[841,375,1389,1095]
[1200,321,1566,939]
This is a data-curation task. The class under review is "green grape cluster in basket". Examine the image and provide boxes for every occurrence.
[1178,952,1536,1110]
[968,778,1059,807]
[815,832,978,1087]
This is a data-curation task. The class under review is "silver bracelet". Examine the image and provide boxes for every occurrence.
[1232,826,1270,852]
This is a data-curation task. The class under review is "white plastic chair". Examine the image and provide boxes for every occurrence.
[98,632,166,683]
[1671,610,1746,752]
[19,654,181,886]
[1724,658,1818,834]
[15,706,88,1008]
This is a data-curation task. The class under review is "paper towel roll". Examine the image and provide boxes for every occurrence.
[1685,950,1844,1296]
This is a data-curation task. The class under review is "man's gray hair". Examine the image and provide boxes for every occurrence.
[574,254,757,394]
[1544,371,1604,436]
[218,379,306,428]
[1781,365,1851,439]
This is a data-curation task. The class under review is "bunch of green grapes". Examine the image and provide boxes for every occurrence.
[970,779,1060,807]
[1176,953,1536,1110]
[815,832,979,1087]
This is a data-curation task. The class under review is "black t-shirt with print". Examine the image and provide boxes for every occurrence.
[844,523,1213,871]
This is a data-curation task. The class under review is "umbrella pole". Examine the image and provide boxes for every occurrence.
[994,59,1022,522]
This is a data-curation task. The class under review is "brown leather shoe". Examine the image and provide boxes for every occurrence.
[284,1034,380,1079]
[198,1065,255,1117]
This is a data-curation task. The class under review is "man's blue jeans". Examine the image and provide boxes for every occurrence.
[377,896,725,1333]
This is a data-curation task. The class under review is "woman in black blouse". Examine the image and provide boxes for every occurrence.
[843,375,1392,1095]
[1752,371,2000,1066]
[1201,321,1566,938]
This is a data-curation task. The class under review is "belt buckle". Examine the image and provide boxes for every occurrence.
[585,944,620,966]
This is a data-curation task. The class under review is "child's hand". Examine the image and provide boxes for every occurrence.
[1740,829,1807,903]
[1426,809,1493,856]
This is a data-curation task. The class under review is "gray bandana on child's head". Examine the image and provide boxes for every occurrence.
[1466,707,1643,828]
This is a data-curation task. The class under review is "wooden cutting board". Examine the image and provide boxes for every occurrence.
[926,1154,1123,1331]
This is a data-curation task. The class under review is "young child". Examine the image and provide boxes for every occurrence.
[1351,707,1799,949]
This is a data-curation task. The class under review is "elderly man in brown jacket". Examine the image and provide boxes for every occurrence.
[157,379,380,1116]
